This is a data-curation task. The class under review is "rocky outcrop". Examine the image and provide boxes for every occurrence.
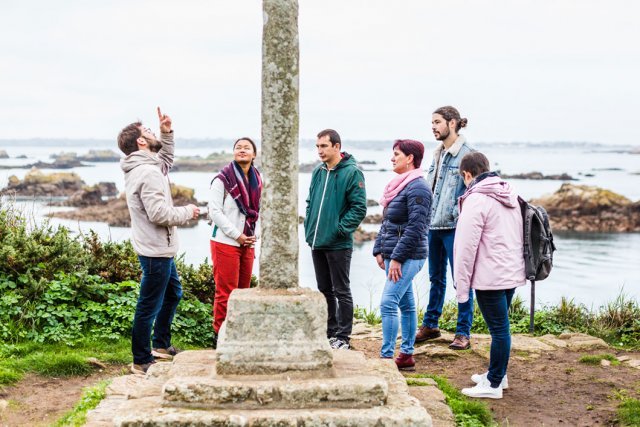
[299,160,372,173]
[501,171,575,181]
[363,213,382,224]
[61,182,118,207]
[48,183,203,227]
[0,150,8,159]
[171,152,235,172]
[354,227,377,243]
[0,157,87,169]
[51,150,121,162]
[299,161,321,173]
[79,150,120,162]
[531,183,640,232]
[0,169,84,197]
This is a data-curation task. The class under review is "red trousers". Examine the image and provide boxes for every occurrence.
[210,240,255,333]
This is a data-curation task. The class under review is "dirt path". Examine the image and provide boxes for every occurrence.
[0,366,126,427]
[352,331,640,426]
[1,335,638,426]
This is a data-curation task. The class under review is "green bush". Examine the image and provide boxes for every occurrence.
[0,201,215,347]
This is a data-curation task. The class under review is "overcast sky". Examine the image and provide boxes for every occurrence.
[1,0,638,144]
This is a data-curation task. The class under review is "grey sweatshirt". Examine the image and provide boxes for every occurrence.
[120,132,192,258]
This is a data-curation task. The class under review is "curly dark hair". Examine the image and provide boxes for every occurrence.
[117,121,142,155]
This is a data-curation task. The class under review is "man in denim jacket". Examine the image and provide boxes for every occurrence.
[416,106,475,350]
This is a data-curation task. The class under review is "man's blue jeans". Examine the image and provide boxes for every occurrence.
[380,258,425,358]
[132,256,183,364]
[422,229,474,337]
[475,288,515,387]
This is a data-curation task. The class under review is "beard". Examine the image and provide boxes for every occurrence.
[435,127,450,141]
[143,136,162,153]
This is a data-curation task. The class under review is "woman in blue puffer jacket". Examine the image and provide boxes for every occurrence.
[373,139,432,371]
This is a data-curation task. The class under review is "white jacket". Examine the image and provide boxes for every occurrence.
[208,177,260,247]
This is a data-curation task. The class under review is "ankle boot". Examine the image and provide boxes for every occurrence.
[394,352,416,371]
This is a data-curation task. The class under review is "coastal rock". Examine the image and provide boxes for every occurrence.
[354,226,377,243]
[172,152,235,172]
[0,169,84,197]
[0,150,8,159]
[66,187,104,207]
[48,183,202,227]
[78,150,121,162]
[298,160,370,173]
[299,160,321,173]
[366,199,379,207]
[363,213,382,224]
[530,183,640,232]
[501,171,575,181]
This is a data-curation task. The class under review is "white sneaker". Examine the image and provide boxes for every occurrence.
[330,339,350,350]
[462,378,503,399]
[471,372,508,389]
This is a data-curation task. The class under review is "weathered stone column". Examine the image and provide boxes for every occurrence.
[214,0,333,375]
[259,0,299,289]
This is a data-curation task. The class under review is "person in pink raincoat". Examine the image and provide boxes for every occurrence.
[453,151,526,399]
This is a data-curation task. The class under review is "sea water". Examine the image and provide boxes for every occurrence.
[1,140,639,310]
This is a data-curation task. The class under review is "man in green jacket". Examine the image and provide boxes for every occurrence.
[304,129,367,350]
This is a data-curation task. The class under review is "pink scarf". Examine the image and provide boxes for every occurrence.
[379,168,424,207]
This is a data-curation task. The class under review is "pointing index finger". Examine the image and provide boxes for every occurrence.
[157,106,163,119]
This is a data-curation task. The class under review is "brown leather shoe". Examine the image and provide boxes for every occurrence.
[415,325,441,343]
[394,352,416,371]
[449,334,471,350]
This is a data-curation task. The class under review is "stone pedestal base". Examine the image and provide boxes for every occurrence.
[86,350,432,427]
[215,288,333,375]
[164,351,387,410]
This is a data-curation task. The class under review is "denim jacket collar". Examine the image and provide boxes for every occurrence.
[433,135,467,161]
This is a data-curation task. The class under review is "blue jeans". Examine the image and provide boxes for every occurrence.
[132,256,183,364]
[422,229,474,337]
[380,258,425,358]
[475,288,515,388]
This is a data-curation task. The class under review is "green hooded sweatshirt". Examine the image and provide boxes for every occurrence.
[304,153,367,250]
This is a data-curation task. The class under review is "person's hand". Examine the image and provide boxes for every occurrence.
[388,259,402,283]
[157,106,172,133]
[236,234,257,247]
[375,254,385,270]
[187,204,199,219]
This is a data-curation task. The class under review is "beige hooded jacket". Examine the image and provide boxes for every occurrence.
[120,132,192,258]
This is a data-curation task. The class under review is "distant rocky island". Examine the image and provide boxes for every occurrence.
[500,171,576,181]
[0,150,122,169]
[0,169,205,228]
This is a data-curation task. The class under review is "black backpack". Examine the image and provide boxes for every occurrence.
[517,196,557,332]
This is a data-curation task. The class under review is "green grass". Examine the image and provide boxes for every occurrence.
[406,373,495,426]
[578,353,620,366]
[0,338,130,388]
[353,306,382,325]
[618,398,640,426]
[53,380,110,427]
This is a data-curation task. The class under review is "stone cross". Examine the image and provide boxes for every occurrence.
[259,0,300,289]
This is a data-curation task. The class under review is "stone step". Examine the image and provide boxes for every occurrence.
[114,396,430,427]
[162,373,388,409]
